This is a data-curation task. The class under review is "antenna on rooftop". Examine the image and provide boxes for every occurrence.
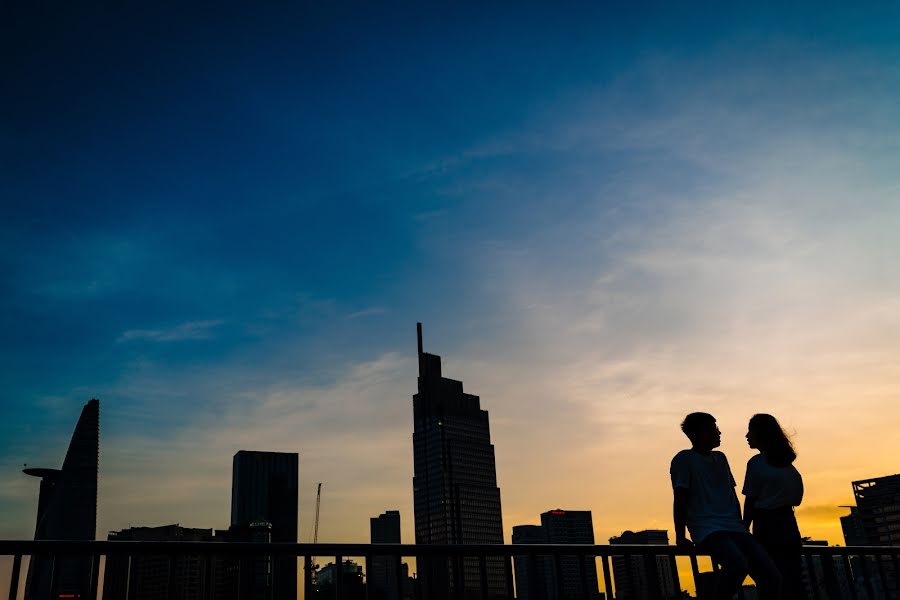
[417,322,424,356]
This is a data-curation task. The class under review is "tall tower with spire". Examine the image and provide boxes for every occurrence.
[24,398,99,600]
[412,323,508,599]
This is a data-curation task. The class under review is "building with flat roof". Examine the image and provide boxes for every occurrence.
[370,510,402,600]
[609,530,680,600]
[231,450,299,600]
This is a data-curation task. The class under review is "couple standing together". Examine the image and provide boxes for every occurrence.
[671,412,804,600]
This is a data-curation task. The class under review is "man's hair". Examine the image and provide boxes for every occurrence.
[681,412,716,440]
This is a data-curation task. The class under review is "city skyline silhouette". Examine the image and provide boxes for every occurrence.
[3,4,900,599]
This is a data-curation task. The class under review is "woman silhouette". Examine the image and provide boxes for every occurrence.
[742,414,804,599]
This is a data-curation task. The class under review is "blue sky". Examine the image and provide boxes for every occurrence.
[3,2,900,552]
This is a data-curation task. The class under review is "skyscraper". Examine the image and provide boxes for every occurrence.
[24,398,99,600]
[852,474,900,546]
[532,510,601,600]
[608,530,680,600]
[370,511,402,600]
[412,323,508,600]
[851,474,900,598]
[231,450,299,600]
[512,525,551,600]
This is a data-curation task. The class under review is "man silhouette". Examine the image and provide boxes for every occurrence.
[671,412,781,599]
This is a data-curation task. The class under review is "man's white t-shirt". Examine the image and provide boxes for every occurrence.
[741,453,803,509]
[670,449,746,543]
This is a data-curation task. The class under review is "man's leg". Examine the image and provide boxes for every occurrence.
[733,532,782,600]
[699,532,749,600]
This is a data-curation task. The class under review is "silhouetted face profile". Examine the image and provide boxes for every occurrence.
[700,422,722,450]
[681,412,721,452]
[746,425,759,449]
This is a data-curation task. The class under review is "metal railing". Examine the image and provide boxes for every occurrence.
[2,540,898,600]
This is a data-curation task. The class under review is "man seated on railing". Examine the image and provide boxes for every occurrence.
[671,412,782,600]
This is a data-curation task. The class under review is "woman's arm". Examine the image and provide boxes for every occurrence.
[743,495,758,530]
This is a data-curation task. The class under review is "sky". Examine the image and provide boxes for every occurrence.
[3,0,900,579]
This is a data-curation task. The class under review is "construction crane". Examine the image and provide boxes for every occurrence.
[310,483,323,585]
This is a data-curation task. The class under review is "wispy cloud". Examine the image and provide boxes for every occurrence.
[117,320,224,343]
[346,307,387,319]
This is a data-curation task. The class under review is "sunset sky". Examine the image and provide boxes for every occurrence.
[3,0,900,579]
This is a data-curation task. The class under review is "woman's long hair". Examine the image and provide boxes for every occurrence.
[749,413,797,467]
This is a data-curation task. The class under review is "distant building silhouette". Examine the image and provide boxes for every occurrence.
[512,525,550,600]
[542,510,601,600]
[850,474,900,598]
[511,510,600,600]
[24,398,99,600]
[852,474,900,546]
[317,559,366,600]
[102,524,215,600]
[370,510,402,600]
[412,323,508,599]
[840,506,866,546]
[608,530,680,600]
[231,450,298,600]
[213,521,274,600]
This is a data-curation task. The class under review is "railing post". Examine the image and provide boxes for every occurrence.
[600,554,613,600]
[202,553,212,600]
[478,555,488,600]
[305,555,314,600]
[553,553,564,600]
[689,554,701,600]
[88,553,101,600]
[335,555,343,600]
[8,554,21,600]
[875,552,889,598]
[395,553,404,600]
[840,554,857,600]
[504,554,514,600]
[578,553,589,600]
[167,554,178,599]
[802,553,817,599]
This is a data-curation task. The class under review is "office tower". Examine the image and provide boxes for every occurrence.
[512,525,551,600]
[317,559,366,600]
[852,474,900,546]
[412,323,508,600]
[608,530,680,600]
[102,524,215,600]
[541,510,601,600]
[24,398,99,600]
[371,511,401,600]
[213,521,273,600]
[840,506,866,546]
[852,474,900,598]
[231,450,299,600]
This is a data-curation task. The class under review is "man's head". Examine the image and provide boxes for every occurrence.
[681,412,721,450]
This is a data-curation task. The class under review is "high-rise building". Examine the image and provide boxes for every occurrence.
[231,450,299,600]
[851,474,900,598]
[371,511,402,600]
[512,525,551,600]
[24,398,99,600]
[852,474,900,546]
[412,323,508,600]
[102,524,216,600]
[608,530,680,600]
[542,510,601,600]
[840,506,866,546]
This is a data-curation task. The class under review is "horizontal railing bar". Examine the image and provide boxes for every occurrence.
[0,540,896,558]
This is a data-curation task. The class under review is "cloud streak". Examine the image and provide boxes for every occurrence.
[117,320,224,343]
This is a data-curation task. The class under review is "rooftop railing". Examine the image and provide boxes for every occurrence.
[1,540,898,600]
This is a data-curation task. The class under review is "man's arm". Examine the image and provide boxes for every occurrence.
[742,495,757,530]
[673,486,692,546]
